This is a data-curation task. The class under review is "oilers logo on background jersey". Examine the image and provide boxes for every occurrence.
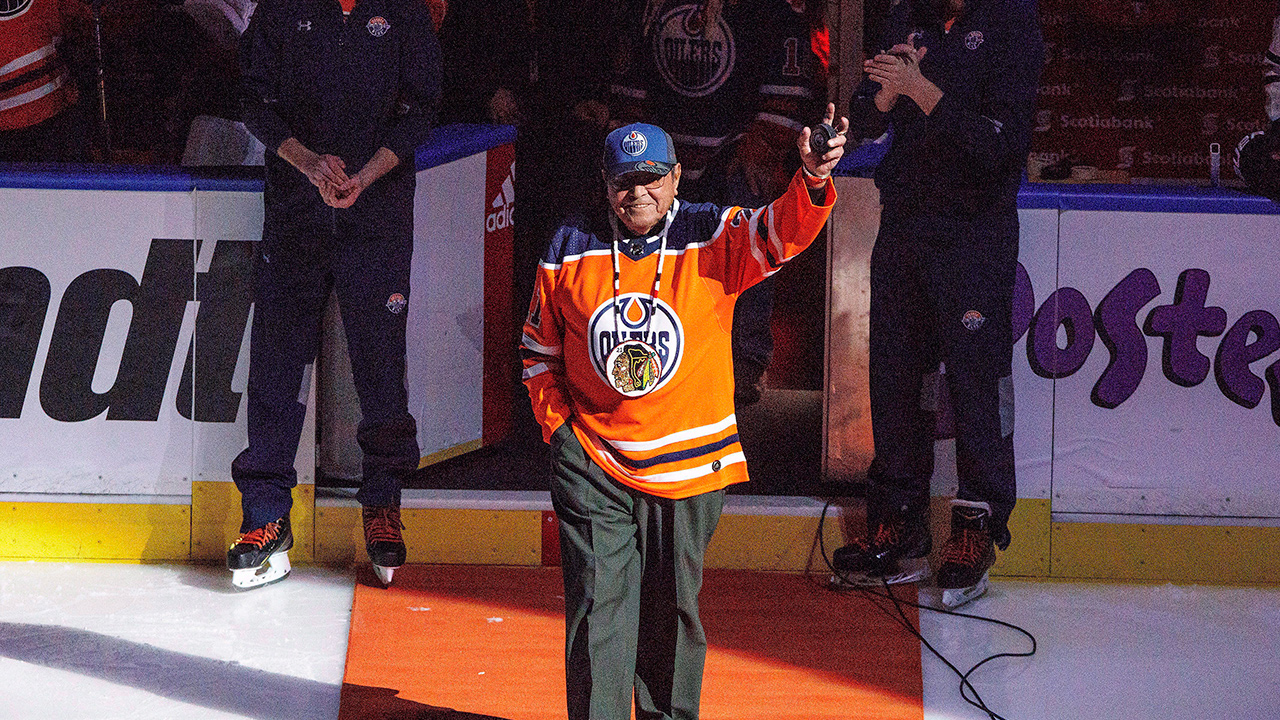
[652,4,736,98]
[588,294,684,394]
[1,0,33,20]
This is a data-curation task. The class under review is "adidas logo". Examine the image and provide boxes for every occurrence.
[486,163,515,233]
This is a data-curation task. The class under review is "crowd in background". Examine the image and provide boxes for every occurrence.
[5,1,1279,185]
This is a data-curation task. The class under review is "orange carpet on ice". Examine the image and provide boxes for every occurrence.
[339,566,923,720]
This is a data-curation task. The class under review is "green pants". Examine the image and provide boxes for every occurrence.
[549,425,725,720]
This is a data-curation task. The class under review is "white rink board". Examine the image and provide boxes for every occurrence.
[826,184,1280,522]
[1051,210,1280,518]
[0,185,305,496]
[1010,208,1058,502]
[408,153,487,458]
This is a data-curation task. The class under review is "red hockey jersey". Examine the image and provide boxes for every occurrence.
[521,170,835,499]
[0,0,80,132]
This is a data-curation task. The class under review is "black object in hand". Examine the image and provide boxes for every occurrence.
[809,122,837,156]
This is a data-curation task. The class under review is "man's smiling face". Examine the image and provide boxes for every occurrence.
[606,164,682,236]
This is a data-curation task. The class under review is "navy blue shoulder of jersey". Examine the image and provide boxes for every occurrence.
[543,200,730,265]
[543,214,607,265]
[669,199,728,249]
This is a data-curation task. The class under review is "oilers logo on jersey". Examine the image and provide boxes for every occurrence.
[0,0,32,20]
[652,4,736,98]
[589,294,684,395]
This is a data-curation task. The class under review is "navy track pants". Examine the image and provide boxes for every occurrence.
[232,215,419,531]
[866,212,1018,548]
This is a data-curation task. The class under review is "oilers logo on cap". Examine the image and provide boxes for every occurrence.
[621,131,648,156]
[605,123,676,179]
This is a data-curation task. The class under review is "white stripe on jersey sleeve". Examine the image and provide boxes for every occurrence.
[521,333,561,357]
[759,84,814,98]
[755,112,805,131]
[747,206,771,276]
[611,84,647,100]
[522,362,552,381]
[765,204,786,276]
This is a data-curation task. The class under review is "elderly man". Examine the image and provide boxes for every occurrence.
[521,104,846,720]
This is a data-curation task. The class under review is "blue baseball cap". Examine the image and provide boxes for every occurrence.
[603,123,677,181]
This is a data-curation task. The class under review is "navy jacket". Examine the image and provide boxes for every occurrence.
[850,0,1043,221]
[240,0,442,232]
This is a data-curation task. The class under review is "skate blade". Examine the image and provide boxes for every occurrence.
[940,573,989,610]
[829,557,930,589]
[881,557,931,585]
[372,564,397,586]
[231,551,291,590]
[828,571,880,589]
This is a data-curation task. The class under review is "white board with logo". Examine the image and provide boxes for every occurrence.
[1049,208,1280,518]
[827,179,1280,522]
[0,124,517,497]
[0,186,278,497]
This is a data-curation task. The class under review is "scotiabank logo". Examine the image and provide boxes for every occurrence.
[487,161,515,233]
[1,239,253,422]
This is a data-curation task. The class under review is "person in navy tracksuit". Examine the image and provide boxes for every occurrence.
[227,0,441,588]
[832,0,1043,598]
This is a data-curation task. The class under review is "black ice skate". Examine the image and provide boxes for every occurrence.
[935,500,997,609]
[831,513,932,588]
[227,516,293,590]
[363,505,406,586]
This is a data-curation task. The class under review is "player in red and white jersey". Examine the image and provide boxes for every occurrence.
[0,0,88,161]
[522,104,846,720]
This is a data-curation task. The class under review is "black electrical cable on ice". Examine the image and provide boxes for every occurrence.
[816,500,1037,720]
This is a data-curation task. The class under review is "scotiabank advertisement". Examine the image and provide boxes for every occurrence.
[1031,0,1275,181]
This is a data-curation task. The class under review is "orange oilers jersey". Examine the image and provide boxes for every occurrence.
[521,170,836,499]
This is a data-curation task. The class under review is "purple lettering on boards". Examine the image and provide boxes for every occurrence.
[1092,268,1160,409]
[1028,287,1094,379]
[1143,269,1227,388]
[1214,310,1280,410]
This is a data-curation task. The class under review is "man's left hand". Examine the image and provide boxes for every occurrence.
[798,103,849,179]
[321,174,367,208]
[320,147,401,208]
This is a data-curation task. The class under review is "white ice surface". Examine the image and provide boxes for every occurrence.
[2,563,1278,720]
[0,562,353,720]
[918,580,1280,720]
